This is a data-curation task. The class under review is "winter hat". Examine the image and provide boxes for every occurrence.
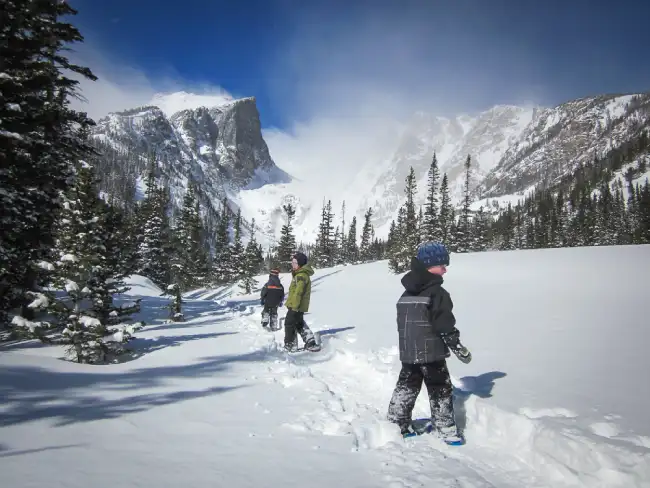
[416,241,450,268]
[292,252,308,267]
[270,267,280,275]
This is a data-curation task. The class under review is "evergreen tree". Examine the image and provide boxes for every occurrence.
[212,200,232,284]
[173,183,208,290]
[1,0,97,325]
[438,173,453,245]
[165,284,184,322]
[229,209,245,281]
[346,216,359,263]
[241,219,264,294]
[472,207,490,251]
[359,208,374,262]
[388,168,419,272]
[423,153,441,240]
[388,207,407,273]
[455,155,473,252]
[13,163,142,362]
[277,203,297,272]
[314,199,335,267]
[137,181,172,288]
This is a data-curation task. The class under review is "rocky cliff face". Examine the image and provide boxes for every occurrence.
[478,93,650,199]
[94,90,650,246]
[91,94,290,240]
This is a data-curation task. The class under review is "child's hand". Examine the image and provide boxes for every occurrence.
[454,345,472,364]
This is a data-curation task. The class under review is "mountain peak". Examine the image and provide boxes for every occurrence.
[149,90,236,118]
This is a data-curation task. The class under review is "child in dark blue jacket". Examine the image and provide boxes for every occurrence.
[387,241,472,445]
[260,267,284,331]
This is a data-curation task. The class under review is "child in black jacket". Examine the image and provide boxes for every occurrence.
[260,267,284,331]
[387,241,472,445]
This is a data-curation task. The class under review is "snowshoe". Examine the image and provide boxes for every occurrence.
[437,425,465,446]
[304,341,321,352]
[402,419,433,438]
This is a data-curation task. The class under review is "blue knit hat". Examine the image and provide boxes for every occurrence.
[416,241,450,267]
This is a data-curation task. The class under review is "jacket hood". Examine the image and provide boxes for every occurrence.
[293,264,315,277]
[267,274,282,286]
[401,257,443,294]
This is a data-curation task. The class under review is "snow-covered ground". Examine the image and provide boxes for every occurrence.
[2,246,650,487]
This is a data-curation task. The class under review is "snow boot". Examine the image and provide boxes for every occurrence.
[437,425,465,446]
[261,311,270,330]
[269,313,280,331]
[304,340,321,352]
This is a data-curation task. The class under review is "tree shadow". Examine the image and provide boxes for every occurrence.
[0,339,52,352]
[143,314,232,332]
[311,269,344,292]
[0,351,273,428]
[119,331,239,362]
[312,269,343,284]
[453,371,507,432]
[0,444,86,458]
[315,326,356,338]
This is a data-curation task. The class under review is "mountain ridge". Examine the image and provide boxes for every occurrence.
[91,90,650,246]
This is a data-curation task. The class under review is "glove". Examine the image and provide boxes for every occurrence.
[453,344,472,364]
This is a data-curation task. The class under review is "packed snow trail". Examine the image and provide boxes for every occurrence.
[2,246,650,487]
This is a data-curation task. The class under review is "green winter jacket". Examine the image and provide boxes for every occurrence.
[284,264,314,312]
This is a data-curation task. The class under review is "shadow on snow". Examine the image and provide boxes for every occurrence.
[0,348,280,428]
[453,371,508,432]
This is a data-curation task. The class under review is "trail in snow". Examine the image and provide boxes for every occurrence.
[221,297,649,488]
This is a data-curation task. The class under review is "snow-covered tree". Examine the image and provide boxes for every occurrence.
[173,183,209,290]
[136,165,172,288]
[346,216,359,263]
[277,203,297,272]
[359,207,375,263]
[438,173,453,246]
[423,153,441,241]
[0,0,97,325]
[13,162,142,363]
[165,284,184,322]
[240,219,264,294]
[212,201,232,284]
[229,209,245,282]
[455,155,473,253]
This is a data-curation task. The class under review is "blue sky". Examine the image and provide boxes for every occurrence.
[70,0,650,130]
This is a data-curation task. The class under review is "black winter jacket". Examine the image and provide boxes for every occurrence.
[396,257,461,364]
[261,274,284,307]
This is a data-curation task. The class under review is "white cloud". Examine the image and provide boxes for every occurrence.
[259,3,542,198]
[66,44,235,121]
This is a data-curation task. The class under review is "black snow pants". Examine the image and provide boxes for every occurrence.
[262,304,278,324]
[387,360,456,431]
[284,310,315,349]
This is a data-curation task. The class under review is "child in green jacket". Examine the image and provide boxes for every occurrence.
[284,252,320,352]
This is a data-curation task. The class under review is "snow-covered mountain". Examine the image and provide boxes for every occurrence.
[94,90,650,246]
[91,92,291,240]
[478,93,650,199]
[243,93,649,243]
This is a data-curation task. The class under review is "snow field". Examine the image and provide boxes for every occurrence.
[2,245,650,487]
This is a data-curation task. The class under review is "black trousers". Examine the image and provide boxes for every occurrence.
[262,304,278,317]
[284,310,315,347]
[387,360,456,430]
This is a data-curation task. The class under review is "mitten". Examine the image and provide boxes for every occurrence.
[453,344,472,364]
